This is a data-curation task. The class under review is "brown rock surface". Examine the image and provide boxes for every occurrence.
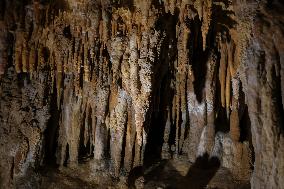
[0,0,283,188]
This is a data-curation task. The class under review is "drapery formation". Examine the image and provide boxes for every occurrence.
[0,0,283,188]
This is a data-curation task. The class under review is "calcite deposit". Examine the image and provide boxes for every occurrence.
[0,0,283,188]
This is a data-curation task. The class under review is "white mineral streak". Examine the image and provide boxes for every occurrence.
[187,92,205,115]
[211,132,224,160]
[197,126,207,157]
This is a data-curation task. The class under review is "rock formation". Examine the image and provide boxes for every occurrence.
[0,0,283,188]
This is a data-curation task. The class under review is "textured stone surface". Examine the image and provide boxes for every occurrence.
[0,0,283,188]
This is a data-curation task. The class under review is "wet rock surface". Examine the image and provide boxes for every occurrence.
[0,0,283,188]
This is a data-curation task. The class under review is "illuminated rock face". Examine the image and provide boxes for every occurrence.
[0,0,283,188]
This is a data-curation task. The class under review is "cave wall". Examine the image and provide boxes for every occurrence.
[0,0,283,188]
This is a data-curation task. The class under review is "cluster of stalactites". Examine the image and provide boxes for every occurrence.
[2,0,249,178]
[159,2,250,178]
[43,0,163,175]
[162,0,212,50]
[0,0,225,79]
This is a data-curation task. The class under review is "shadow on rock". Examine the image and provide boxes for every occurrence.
[142,153,220,189]
[178,153,220,189]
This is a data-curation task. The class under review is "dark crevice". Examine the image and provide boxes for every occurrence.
[78,111,92,162]
[120,124,127,172]
[130,133,136,169]
[239,105,250,142]
[10,157,14,180]
[63,25,72,40]
[190,16,207,103]
[0,0,6,20]
[42,47,50,62]
[144,73,172,167]
[17,73,30,88]
[43,77,60,166]
[239,82,255,168]
[106,127,111,159]
[63,144,70,167]
[239,104,255,169]
[272,65,284,133]
[144,12,177,168]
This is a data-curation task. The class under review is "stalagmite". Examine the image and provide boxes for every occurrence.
[68,97,82,167]
[93,87,109,163]
[175,21,190,155]
[124,102,135,172]
[21,48,28,73]
[109,89,128,176]
[187,65,206,161]
[204,51,217,155]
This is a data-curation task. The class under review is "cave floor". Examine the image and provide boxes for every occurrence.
[37,158,250,189]
[142,157,250,189]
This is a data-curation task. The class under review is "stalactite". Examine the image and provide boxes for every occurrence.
[101,10,110,48]
[110,37,126,84]
[128,29,141,167]
[219,41,228,108]
[163,0,176,15]
[56,56,63,108]
[15,32,23,73]
[84,102,91,147]
[225,62,231,117]
[111,12,118,38]
[21,47,28,73]
[201,0,212,50]
[129,31,139,99]
[84,45,90,82]
[175,89,180,156]
[33,2,41,26]
[29,47,36,73]
[175,21,190,155]
[37,46,44,71]
[179,78,187,154]
[228,41,237,77]
[2,1,282,188]
[230,77,241,142]
[15,48,21,74]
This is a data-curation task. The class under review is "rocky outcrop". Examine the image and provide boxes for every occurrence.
[0,0,283,188]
